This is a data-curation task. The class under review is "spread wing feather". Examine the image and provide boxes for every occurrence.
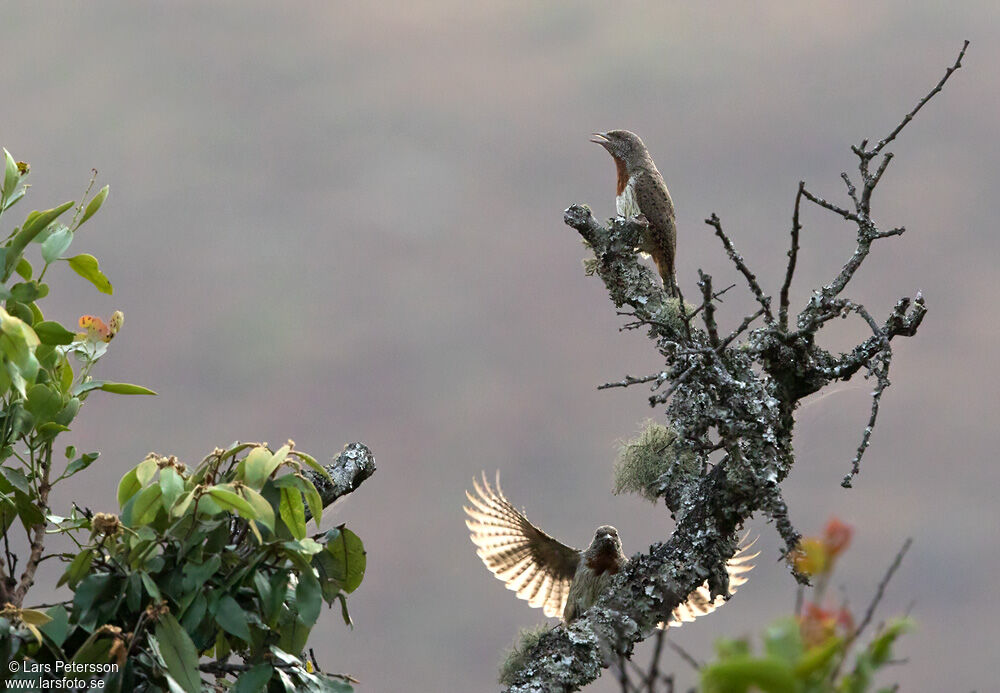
[662,534,759,629]
[464,472,580,618]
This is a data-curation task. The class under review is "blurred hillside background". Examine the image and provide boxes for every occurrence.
[3,2,997,690]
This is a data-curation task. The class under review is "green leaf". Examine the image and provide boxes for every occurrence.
[179,590,207,633]
[58,356,74,393]
[763,618,804,664]
[40,225,72,263]
[24,383,64,424]
[867,618,913,665]
[323,526,366,594]
[117,468,140,507]
[276,612,311,657]
[159,467,184,508]
[163,674,193,693]
[126,573,142,612]
[286,537,324,556]
[170,489,195,517]
[13,488,44,528]
[71,573,114,627]
[272,473,322,525]
[208,485,257,519]
[70,628,115,666]
[213,593,251,642]
[302,478,322,526]
[99,381,157,395]
[5,300,33,326]
[53,397,81,426]
[0,467,31,495]
[294,449,333,483]
[66,253,112,294]
[2,187,26,212]
[131,484,163,525]
[3,149,18,198]
[78,185,109,227]
[40,605,69,646]
[57,548,93,589]
[14,257,32,280]
[5,201,74,280]
[182,555,221,591]
[335,592,353,627]
[153,613,202,693]
[701,656,796,693]
[243,446,282,489]
[18,608,52,627]
[295,570,322,627]
[794,635,843,678]
[240,486,275,532]
[22,201,75,237]
[35,422,69,441]
[140,571,162,601]
[9,281,45,303]
[0,307,40,391]
[136,455,158,487]
[234,663,273,693]
[279,487,306,540]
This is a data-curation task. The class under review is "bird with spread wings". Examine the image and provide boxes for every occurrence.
[464,473,757,625]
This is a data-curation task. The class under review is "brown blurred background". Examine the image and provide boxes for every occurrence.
[3,2,998,690]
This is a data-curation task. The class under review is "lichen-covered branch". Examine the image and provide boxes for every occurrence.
[303,442,376,522]
[502,42,966,692]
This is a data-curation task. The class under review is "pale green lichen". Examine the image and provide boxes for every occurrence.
[652,297,691,335]
[613,421,697,503]
[498,624,551,686]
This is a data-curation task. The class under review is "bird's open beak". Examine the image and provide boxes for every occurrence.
[590,132,611,148]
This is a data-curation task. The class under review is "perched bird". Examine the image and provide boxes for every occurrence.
[464,473,756,625]
[591,130,679,296]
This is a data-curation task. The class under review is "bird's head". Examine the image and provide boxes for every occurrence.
[589,525,622,553]
[584,525,626,574]
[590,130,650,169]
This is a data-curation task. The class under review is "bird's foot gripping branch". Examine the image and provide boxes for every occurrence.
[501,42,966,692]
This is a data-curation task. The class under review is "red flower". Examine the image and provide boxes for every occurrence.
[822,518,853,557]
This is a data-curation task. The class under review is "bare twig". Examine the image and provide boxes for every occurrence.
[800,187,860,222]
[840,173,860,211]
[13,444,53,606]
[855,538,912,642]
[719,308,765,352]
[697,271,720,347]
[665,636,702,671]
[779,182,805,330]
[599,372,667,391]
[866,41,969,158]
[682,283,736,322]
[645,629,667,692]
[829,538,913,680]
[705,214,774,322]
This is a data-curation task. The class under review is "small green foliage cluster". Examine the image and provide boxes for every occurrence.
[0,147,150,590]
[701,616,911,693]
[613,421,696,504]
[498,624,551,686]
[0,149,366,692]
[29,444,365,692]
[701,521,910,693]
